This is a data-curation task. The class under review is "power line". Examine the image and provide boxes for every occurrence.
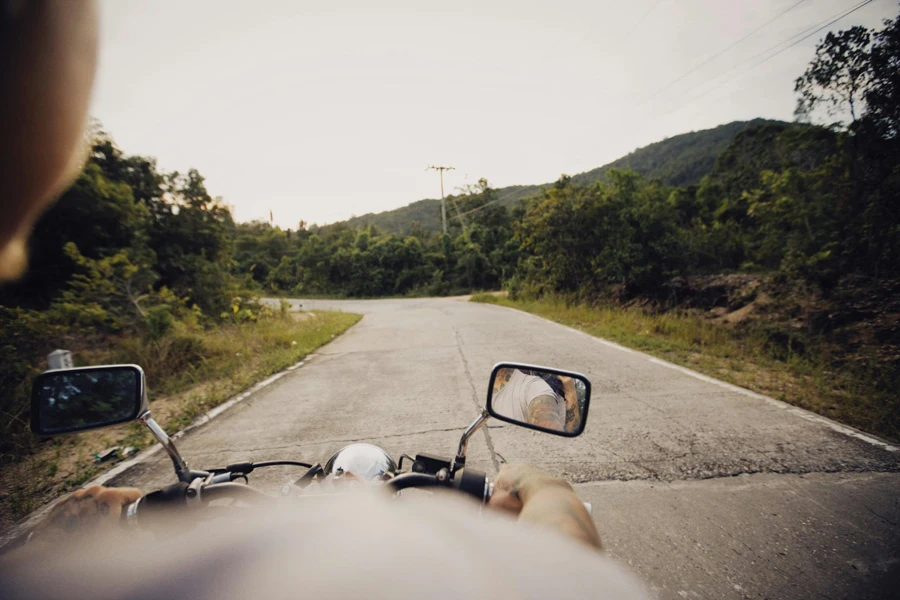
[448,196,470,241]
[726,0,875,79]
[627,0,666,36]
[426,165,455,235]
[652,0,809,98]
[451,197,503,221]
[658,0,877,117]
[543,0,666,63]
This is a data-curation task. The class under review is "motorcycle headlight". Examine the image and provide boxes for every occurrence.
[323,443,397,482]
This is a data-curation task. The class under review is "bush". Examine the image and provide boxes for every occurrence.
[113,334,208,389]
[279,298,292,319]
[0,308,62,454]
[145,305,175,340]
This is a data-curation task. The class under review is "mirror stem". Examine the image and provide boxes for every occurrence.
[452,409,489,475]
[138,411,190,482]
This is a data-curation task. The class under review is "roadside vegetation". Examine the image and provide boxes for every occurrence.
[471,293,897,442]
[0,124,362,527]
[0,308,359,530]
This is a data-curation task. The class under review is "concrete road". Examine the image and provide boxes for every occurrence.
[108,297,900,599]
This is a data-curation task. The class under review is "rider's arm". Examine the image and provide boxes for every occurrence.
[519,478,600,549]
[527,394,566,430]
[490,464,602,550]
[21,485,142,548]
[560,376,581,433]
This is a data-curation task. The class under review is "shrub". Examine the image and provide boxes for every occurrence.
[0,308,62,454]
[113,334,208,389]
[145,305,175,340]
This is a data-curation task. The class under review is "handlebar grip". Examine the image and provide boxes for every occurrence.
[123,482,189,525]
[451,468,488,502]
[386,472,441,491]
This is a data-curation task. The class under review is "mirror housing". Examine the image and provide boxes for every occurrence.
[485,362,591,437]
[31,365,148,435]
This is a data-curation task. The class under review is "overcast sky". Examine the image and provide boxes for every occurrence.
[90,0,896,228]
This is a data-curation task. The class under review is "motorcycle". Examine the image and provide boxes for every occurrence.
[29,362,592,523]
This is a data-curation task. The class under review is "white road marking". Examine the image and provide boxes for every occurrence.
[645,358,898,453]
[496,303,898,453]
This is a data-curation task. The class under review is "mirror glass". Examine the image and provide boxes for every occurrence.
[487,365,590,436]
[32,367,143,434]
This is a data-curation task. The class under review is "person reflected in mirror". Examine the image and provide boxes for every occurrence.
[492,368,565,431]
[557,375,582,433]
[538,374,582,433]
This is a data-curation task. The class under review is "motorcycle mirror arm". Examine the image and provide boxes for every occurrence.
[137,410,194,483]
[451,408,490,475]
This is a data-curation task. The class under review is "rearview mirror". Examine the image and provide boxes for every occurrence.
[486,363,590,437]
[31,365,148,435]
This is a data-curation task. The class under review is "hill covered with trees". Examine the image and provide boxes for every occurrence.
[342,118,786,234]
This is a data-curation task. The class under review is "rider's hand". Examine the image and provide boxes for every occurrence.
[33,485,142,541]
[488,463,570,515]
[489,463,602,550]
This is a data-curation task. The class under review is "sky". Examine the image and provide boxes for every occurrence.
[90,0,897,228]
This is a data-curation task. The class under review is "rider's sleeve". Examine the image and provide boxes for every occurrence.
[0,493,652,600]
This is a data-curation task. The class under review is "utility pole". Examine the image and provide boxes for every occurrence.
[427,165,454,235]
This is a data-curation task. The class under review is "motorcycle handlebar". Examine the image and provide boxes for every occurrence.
[387,468,489,503]
[386,472,444,491]
[125,468,495,526]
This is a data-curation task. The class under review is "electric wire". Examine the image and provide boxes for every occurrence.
[653,0,809,97]
[657,0,877,116]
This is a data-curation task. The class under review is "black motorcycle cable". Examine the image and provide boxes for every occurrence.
[224,460,313,474]
[253,460,313,469]
[386,472,443,491]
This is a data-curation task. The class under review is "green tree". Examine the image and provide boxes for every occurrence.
[795,26,872,126]
[861,14,900,139]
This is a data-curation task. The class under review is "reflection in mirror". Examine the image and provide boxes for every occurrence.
[33,367,142,435]
[488,365,590,436]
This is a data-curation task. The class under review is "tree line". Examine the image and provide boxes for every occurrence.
[237,15,899,301]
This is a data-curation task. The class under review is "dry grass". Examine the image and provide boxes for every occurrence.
[0,310,361,531]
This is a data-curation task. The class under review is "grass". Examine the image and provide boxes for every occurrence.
[0,310,361,531]
[470,293,898,443]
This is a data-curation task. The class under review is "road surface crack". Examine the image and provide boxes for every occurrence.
[182,426,475,457]
[444,308,501,474]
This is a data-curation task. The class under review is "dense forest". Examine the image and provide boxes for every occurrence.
[2,14,899,448]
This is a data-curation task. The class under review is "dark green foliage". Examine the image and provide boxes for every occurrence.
[145,305,175,340]
[0,128,245,457]
[343,199,443,236]
[0,308,62,449]
[570,119,787,189]
[795,26,872,125]
[862,14,900,139]
[232,178,518,298]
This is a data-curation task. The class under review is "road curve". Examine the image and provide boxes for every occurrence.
[108,297,899,599]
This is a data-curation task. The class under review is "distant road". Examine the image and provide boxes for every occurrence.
[110,297,899,599]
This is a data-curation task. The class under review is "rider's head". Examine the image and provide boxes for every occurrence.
[0,1,99,282]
